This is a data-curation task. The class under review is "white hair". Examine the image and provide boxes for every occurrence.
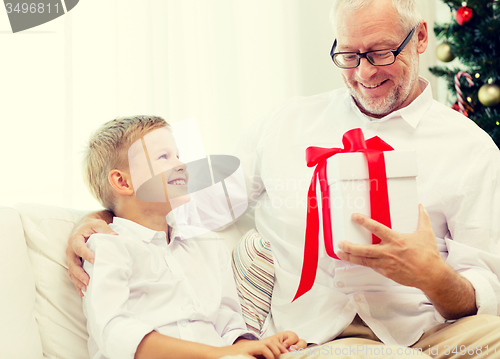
[330,0,422,34]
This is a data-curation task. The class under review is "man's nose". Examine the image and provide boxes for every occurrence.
[356,58,378,80]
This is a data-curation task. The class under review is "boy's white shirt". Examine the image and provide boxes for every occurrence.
[83,217,257,359]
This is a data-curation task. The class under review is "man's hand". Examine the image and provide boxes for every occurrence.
[67,211,116,297]
[337,204,477,319]
[337,204,445,290]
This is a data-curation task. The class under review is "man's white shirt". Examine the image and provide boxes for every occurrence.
[236,77,500,346]
[83,217,256,359]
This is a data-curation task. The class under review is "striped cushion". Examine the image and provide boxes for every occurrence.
[231,229,274,335]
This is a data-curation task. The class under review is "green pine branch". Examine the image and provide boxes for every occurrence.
[430,0,500,147]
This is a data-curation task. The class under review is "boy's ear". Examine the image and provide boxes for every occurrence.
[108,169,134,196]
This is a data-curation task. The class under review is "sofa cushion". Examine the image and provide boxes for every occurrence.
[0,206,44,359]
[231,228,274,335]
[14,203,89,359]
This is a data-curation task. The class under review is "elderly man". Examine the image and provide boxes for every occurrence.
[68,0,500,358]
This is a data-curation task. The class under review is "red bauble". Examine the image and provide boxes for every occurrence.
[456,5,473,25]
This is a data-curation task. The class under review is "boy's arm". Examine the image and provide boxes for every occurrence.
[135,332,218,359]
[84,234,155,359]
[67,210,116,296]
[136,331,290,359]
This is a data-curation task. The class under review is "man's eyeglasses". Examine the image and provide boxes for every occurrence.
[330,26,417,69]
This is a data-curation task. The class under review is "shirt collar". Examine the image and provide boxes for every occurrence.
[111,217,182,244]
[345,77,433,129]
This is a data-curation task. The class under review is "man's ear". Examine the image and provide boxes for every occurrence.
[108,169,134,196]
[416,20,429,54]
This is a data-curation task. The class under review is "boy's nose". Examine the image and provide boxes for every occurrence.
[173,160,187,172]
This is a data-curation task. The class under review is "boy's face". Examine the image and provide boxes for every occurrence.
[127,127,190,209]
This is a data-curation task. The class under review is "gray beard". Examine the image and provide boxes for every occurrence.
[346,53,420,118]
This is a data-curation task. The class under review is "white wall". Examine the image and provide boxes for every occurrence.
[0,0,443,210]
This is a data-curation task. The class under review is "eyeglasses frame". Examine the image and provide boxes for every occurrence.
[330,25,418,69]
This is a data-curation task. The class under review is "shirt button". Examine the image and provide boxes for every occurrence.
[179,320,188,327]
[354,294,362,302]
[335,281,345,288]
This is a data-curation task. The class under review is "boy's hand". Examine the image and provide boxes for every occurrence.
[269,331,307,351]
[214,337,287,359]
[66,213,116,297]
[214,332,306,359]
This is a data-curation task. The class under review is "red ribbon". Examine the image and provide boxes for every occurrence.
[293,128,394,301]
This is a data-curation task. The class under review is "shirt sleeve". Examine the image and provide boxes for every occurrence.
[444,146,500,316]
[212,240,260,344]
[83,234,155,359]
[232,106,279,207]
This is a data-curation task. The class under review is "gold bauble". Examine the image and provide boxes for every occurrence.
[478,83,500,107]
[435,42,455,62]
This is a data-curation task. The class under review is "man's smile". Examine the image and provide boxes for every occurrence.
[360,79,389,89]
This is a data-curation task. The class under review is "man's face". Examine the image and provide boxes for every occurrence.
[335,1,423,117]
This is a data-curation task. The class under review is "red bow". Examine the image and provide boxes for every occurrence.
[293,128,394,301]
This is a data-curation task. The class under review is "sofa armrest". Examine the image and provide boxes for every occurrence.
[14,203,90,359]
[0,206,43,359]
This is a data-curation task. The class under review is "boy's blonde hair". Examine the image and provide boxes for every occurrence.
[83,115,169,211]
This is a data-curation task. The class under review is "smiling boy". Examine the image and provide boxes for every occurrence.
[81,116,305,359]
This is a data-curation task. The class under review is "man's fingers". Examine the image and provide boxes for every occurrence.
[338,240,380,259]
[337,251,381,268]
[68,250,90,285]
[66,216,116,295]
[417,204,433,232]
[67,244,89,295]
[91,220,118,236]
[70,219,116,261]
[72,239,95,264]
[68,272,85,297]
[72,265,90,287]
[351,213,394,241]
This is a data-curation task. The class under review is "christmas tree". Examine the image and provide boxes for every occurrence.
[430,0,500,148]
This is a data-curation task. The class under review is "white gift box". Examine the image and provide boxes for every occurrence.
[325,150,419,254]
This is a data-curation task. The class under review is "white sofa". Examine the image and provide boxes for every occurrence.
[0,203,266,359]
